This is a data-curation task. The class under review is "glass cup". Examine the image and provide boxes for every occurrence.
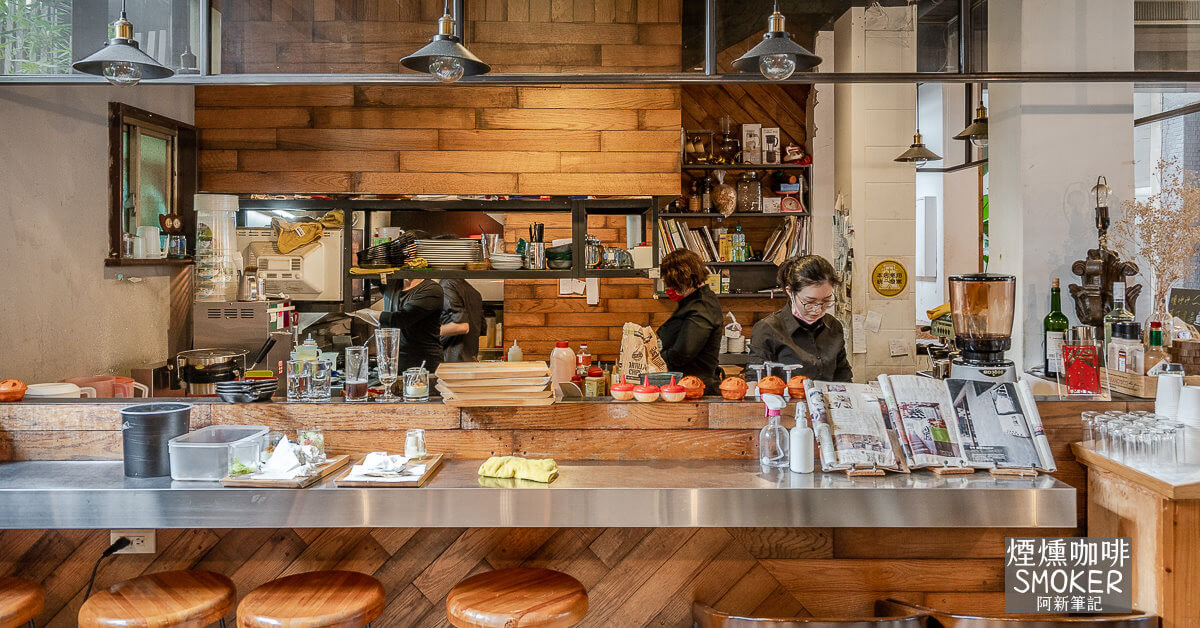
[286,360,311,402]
[306,359,332,402]
[298,426,326,464]
[405,428,427,460]
[344,346,369,402]
[261,431,285,464]
[403,367,430,402]
[375,328,401,402]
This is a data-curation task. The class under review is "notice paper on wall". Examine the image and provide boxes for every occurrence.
[558,278,585,296]
[865,310,883,333]
[851,314,867,354]
[889,339,909,357]
[585,278,599,305]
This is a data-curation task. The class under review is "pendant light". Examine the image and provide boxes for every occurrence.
[954,101,989,147]
[401,1,490,83]
[895,88,941,168]
[732,0,822,80]
[72,0,174,86]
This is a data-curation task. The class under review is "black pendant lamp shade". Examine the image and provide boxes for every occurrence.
[954,103,989,147]
[401,4,490,82]
[894,132,942,166]
[72,1,174,85]
[732,2,822,80]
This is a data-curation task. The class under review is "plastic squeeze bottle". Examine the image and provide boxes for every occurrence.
[507,340,523,362]
[790,401,815,473]
[549,341,576,384]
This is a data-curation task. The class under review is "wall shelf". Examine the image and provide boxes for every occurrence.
[682,164,810,171]
[105,257,194,267]
[659,212,808,218]
[705,261,777,268]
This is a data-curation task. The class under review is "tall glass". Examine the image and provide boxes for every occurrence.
[375,328,401,402]
[344,346,369,402]
[286,360,311,402]
[307,359,332,402]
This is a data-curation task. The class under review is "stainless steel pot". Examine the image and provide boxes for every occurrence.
[175,348,248,396]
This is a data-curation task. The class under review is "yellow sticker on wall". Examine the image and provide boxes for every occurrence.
[871,260,908,297]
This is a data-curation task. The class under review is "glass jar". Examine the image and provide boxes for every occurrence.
[736,171,762,213]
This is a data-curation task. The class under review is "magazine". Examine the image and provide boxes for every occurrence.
[802,380,906,472]
[879,375,1056,472]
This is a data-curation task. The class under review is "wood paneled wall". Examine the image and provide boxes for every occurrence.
[195,85,681,196]
[218,0,681,74]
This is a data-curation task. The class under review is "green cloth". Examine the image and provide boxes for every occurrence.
[478,456,559,483]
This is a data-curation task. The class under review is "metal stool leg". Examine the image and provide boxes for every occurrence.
[218,620,226,628]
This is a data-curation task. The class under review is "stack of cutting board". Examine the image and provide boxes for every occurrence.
[435,361,555,407]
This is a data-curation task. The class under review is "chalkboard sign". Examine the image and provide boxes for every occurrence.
[1168,287,1200,326]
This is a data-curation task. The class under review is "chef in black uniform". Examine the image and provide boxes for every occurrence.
[749,254,852,382]
[439,278,484,363]
[380,277,444,372]
[656,249,723,392]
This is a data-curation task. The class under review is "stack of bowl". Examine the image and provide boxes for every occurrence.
[215,379,278,403]
[489,252,524,270]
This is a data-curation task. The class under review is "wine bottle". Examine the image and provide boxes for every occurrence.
[1043,278,1070,377]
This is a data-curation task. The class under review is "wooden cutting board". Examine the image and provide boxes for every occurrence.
[436,362,550,380]
[435,376,551,388]
[443,396,557,407]
[440,389,553,400]
[220,455,350,489]
[334,454,444,488]
[437,385,551,396]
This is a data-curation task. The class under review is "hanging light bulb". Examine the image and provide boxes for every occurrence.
[954,102,989,147]
[732,1,821,80]
[72,0,173,86]
[401,1,490,81]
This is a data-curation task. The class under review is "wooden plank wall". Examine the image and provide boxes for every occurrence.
[217,0,682,74]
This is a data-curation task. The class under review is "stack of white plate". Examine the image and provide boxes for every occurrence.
[414,239,482,269]
[490,252,524,270]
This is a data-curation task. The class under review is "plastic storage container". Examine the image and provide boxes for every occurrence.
[167,425,268,481]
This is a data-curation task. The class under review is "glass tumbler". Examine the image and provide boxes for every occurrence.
[375,328,401,401]
[344,346,369,402]
[307,359,332,402]
[286,360,311,402]
[298,426,326,463]
[403,367,430,402]
[405,428,427,460]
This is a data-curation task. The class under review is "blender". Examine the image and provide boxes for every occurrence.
[948,273,1018,383]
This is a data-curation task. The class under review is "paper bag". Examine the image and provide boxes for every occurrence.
[618,322,668,379]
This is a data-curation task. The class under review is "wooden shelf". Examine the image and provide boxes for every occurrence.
[105,257,194,267]
[682,164,810,171]
[659,212,808,218]
[353,267,650,280]
[705,261,776,268]
[654,291,785,300]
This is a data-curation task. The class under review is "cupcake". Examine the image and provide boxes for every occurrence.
[757,376,786,397]
[633,375,660,403]
[678,375,706,400]
[610,374,635,401]
[718,377,748,401]
[660,376,687,402]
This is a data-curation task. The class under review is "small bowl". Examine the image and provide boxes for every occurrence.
[218,391,259,403]
[548,259,573,270]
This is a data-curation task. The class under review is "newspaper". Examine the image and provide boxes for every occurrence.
[802,379,903,472]
[881,375,1056,472]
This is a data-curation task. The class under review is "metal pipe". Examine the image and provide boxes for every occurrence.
[917,158,988,174]
[198,0,209,75]
[5,71,1200,85]
[1134,100,1200,127]
[704,0,717,76]
[453,0,464,42]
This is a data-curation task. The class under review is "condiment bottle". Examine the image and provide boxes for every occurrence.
[507,340,523,362]
[576,343,592,376]
[549,341,576,384]
[789,401,814,473]
[1145,321,1170,375]
[585,366,606,397]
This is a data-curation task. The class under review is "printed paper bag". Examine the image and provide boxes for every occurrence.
[618,322,668,379]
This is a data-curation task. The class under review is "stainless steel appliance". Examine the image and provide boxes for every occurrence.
[193,301,293,356]
[948,273,1018,383]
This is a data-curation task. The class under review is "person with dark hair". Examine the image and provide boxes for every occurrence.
[381,277,444,373]
[749,254,852,382]
[656,249,723,392]
[439,278,484,363]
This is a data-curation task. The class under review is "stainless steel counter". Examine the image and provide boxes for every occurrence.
[0,460,1075,529]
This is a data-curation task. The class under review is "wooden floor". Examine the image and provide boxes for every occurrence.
[0,525,1076,627]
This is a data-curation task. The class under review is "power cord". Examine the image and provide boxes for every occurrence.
[84,537,132,599]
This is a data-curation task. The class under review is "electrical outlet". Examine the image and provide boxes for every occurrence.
[110,530,156,554]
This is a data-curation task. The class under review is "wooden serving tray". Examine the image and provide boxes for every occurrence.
[442,396,557,407]
[436,377,552,388]
[220,455,350,489]
[436,384,550,395]
[334,454,444,488]
[440,389,554,401]
[436,362,550,380]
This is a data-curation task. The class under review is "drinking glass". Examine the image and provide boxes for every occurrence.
[375,328,401,401]
[1080,411,1098,444]
[403,366,430,402]
[307,359,332,402]
[298,426,326,464]
[405,428,427,460]
[286,360,311,402]
[261,431,285,464]
[344,347,369,402]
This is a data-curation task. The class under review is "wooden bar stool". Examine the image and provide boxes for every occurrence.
[78,570,235,628]
[0,577,44,628]
[237,570,384,628]
[446,567,587,628]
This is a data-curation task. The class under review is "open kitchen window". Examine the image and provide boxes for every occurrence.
[107,102,198,264]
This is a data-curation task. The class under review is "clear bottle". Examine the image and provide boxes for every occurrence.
[731,226,747,263]
[576,343,592,376]
[507,340,523,363]
[1145,321,1170,375]
[1043,278,1070,377]
[789,402,814,473]
[549,341,576,385]
[759,394,790,468]
[1103,281,1136,362]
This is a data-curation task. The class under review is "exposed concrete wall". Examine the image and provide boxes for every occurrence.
[0,85,194,383]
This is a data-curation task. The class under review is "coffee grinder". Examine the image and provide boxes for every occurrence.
[948,273,1018,383]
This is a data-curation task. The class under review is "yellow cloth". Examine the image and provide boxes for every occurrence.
[349,266,399,275]
[478,456,559,483]
[273,218,323,254]
[477,476,551,489]
[926,302,951,320]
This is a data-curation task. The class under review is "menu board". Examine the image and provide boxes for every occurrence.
[1169,287,1200,326]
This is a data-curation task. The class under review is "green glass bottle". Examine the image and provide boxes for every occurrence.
[1043,278,1070,377]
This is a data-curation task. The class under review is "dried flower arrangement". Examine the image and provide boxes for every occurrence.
[1112,158,1200,336]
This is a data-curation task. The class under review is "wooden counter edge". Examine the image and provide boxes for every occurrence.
[1071,441,1200,501]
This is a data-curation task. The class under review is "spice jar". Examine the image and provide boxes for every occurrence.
[736,171,762,213]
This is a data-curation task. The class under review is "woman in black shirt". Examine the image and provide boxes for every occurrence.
[750,255,852,382]
[381,278,444,373]
[656,249,723,393]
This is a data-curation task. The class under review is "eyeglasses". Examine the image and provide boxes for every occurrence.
[792,296,836,311]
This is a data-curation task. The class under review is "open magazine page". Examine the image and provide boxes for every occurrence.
[875,375,915,468]
[1016,379,1057,471]
[802,379,840,471]
[945,379,1043,469]
[882,375,968,468]
[805,380,900,470]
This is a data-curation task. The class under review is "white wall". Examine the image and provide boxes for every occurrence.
[810,31,836,260]
[0,85,194,383]
[988,0,1135,370]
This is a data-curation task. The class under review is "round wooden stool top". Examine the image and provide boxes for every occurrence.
[0,577,44,628]
[237,570,385,628]
[78,570,235,628]
[446,568,588,628]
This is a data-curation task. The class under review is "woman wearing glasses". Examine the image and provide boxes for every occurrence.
[749,255,852,382]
